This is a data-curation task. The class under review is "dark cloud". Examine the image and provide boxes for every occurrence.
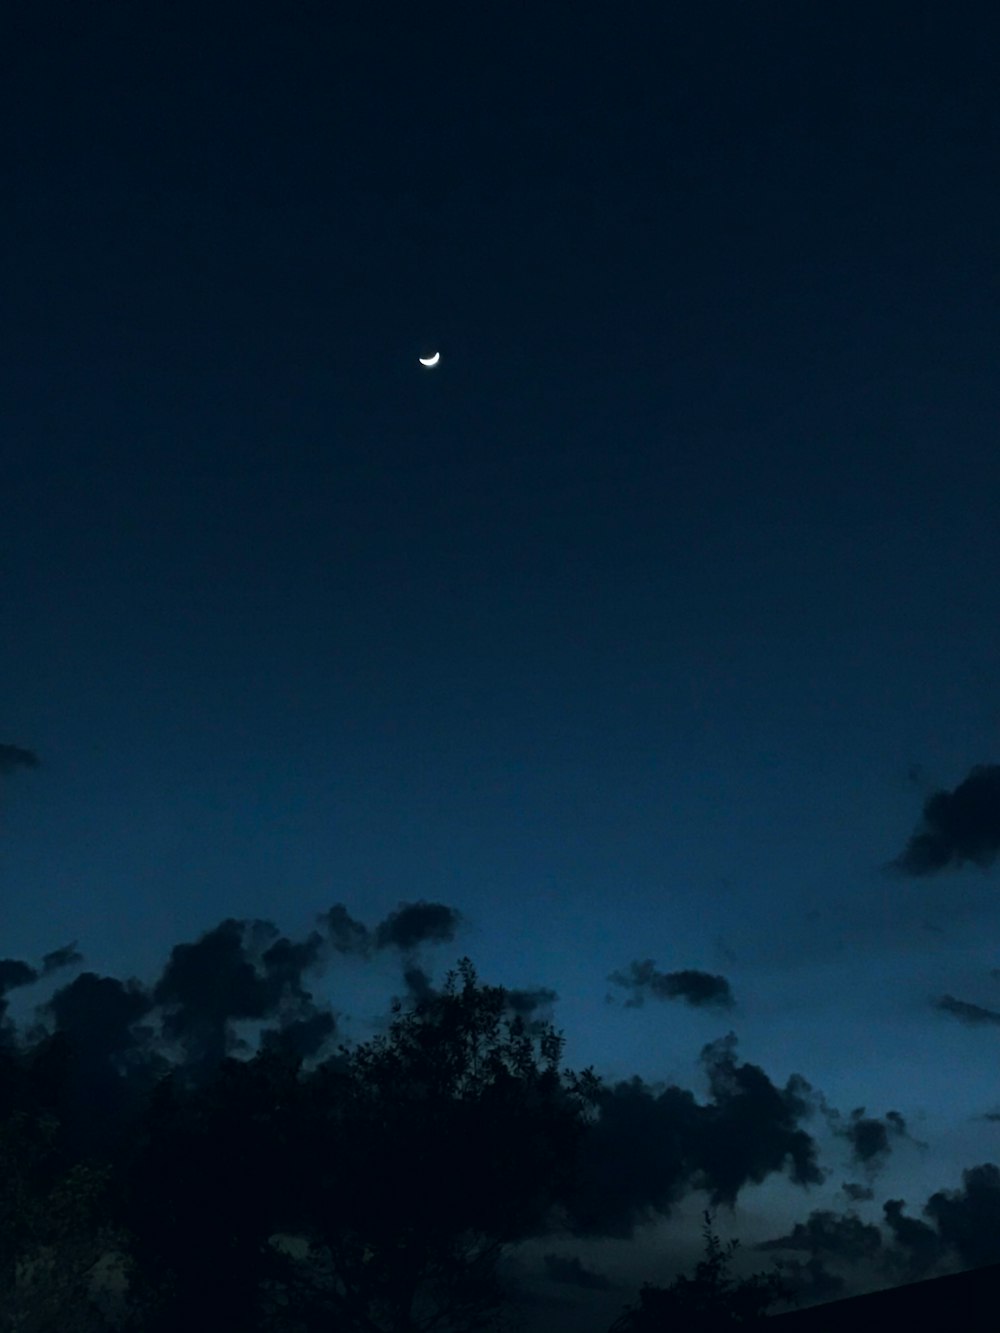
[561,1033,824,1238]
[756,1209,883,1266]
[258,1010,338,1061]
[374,900,463,952]
[842,1182,875,1202]
[41,971,154,1059]
[152,918,284,1071]
[934,994,1000,1027]
[766,1254,845,1309]
[923,1162,1000,1269]
[318,903,372,956]
[559,1074,698,1237]
[401,962,437,1005]
[504,985,558,1035]
[261,930,326,1001]
[883,763,1000,876]
[151,916,338,1079]
[0,743,39,776]
[881,1199,945,1280]
[0,958,38,994]
[1,906,448,1122]
[0,957,39,1033]
[3,910,360,1152]
[607,959,735,1010]
[0,944,82,1013]
[879,1166,1000,1280]
[505,985,558,1017]
[41,942,83,975]
[695,1035,824,1206]
[826,1107,910,1177]
[542,1253,616,1290]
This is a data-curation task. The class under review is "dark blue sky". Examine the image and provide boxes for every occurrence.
[3,4,1000,1327]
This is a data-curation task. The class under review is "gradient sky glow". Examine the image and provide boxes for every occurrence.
[3,5,1000,1329]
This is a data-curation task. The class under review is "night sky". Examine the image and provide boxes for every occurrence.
[3,4,1000,1329]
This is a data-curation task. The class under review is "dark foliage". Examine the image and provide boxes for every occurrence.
[0,956,602,1333]
[608,1211,795,1331]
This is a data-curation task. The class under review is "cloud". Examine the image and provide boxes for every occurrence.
[922,1162,1000,1269]
[842,1182,875,1202]
[6,908,375,1158]
[560,1032,824,1239]
[826,1106,910,1177]
[695,1034,825,1205]
[0,943,82,999]
[504,984,558,1034]
[0,958,38,994]
[152,918,285,1071]
[374,900,463,952]
[542,1253,616,1290]
[41,971,154,1057]
[0,957,39,1034]
[883,763,1000,876]
[881,1199,945,1280]
[150,916,341,1080]
[400,962,437,1005]
[880,1167,1000,1280]
[11,903,464,1119]
[260,930,326,1000]
[607,959,735,1010]
[933,994,1000,1027]
[41,942,83,975]
[505,985,558,1017]
[557,1074,699,1238]
[0,743,39,776]
[756,1208,884,1265]
[258,1010,338,1061]
[318,903,372,956]
[766,1254,845,1309]
[753,1205,908,1305]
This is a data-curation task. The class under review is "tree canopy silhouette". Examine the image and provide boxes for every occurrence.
[91,956,602,1332]
[259,956,603,1333]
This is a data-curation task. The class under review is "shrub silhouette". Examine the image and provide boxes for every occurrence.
[607,1210,794,1331]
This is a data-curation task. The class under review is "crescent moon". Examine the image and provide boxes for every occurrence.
[418,352,440,367]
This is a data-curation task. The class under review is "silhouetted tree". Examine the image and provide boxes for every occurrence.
[0,1098,129,1330]
[264,956,603,1333]
[94,957,600,1333]
[607,1211,794,1331]
[107,1045,307,1332]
